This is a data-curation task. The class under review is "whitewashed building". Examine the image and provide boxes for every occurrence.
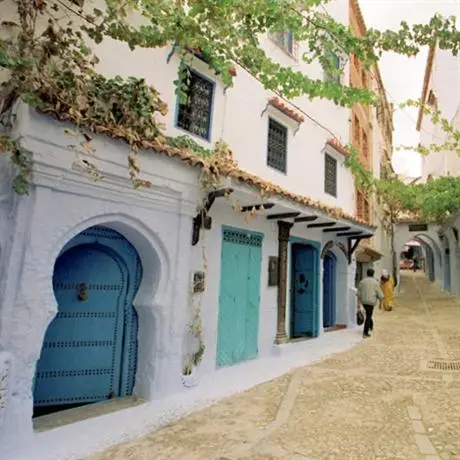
[0,0,388,456]
[418,45,460,180]
[395,43,460,293]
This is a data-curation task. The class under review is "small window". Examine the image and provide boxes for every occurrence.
[270,31,295,56]
[324,154,337,197]
[362,131,369,158]
[353,116,361,148]
[427,90,438,109]
[267,118,288,173]
[325,52,341,84]
[361,69,367,87]
[177,70,214,140]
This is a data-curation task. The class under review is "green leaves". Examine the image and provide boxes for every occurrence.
[0,135,32,195]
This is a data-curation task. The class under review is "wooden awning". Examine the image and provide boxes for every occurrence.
[356,245,384,262]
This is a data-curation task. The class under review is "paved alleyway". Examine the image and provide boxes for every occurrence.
[90,273,460,460]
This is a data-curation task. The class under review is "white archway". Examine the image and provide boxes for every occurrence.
[42,215,172,402]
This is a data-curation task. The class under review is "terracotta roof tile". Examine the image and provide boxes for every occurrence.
[150,140,375,230]
[326,138,349,157]
[43,109,375,230]
[268,97,305,123]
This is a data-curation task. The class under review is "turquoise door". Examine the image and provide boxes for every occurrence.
[34,226,142,412]
[216,227,263,367]
[291,244,318,338]
[323,252,337,328]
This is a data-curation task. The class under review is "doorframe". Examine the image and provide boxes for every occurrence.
[288,237,320,339]
[444,249,451,291]
[322,250,337,328]
[33,226,142,413]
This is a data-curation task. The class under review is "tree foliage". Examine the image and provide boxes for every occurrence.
[0,0,459,222]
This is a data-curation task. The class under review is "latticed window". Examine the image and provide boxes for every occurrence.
[270,30,295,56]
[267,118,288,173]
[324,154,337,197]
[177,70,214,140]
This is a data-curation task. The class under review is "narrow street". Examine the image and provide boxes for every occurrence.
[90,273,460,460]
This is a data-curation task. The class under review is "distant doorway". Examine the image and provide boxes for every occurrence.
[291,243,319,338]
[322,251,337,329]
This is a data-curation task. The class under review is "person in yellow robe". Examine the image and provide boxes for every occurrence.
[380,269,394,311]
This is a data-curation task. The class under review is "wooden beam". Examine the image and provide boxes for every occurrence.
[323,226,351,233]
[205,188,233,212]
[240,203,275,213]
[307,222,335,228]
[294,216,318,223]
[348,237,362,264]
[267,212,301,220]
[337,231,364,237]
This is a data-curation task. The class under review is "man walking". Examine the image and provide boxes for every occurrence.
[357,268,384,338]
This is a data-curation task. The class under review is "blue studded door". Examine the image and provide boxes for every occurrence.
[34,226,142,411]
[322,252,337,328]
[291,244,319,338]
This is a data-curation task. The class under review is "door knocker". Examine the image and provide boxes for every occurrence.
[296,274,309,294]
[78,283,88,301]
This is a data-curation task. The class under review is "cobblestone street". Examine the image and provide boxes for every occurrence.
[90,273,460,460]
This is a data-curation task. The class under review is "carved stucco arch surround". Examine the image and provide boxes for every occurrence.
[10,209,179,437]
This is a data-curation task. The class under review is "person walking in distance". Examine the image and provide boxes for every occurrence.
[380,269,395,311]
[357,268,384,338]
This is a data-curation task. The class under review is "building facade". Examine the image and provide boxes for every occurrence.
[418,45,460,180]
[407,43,460,294]
[0,0,391,455]
[349,0,395,282]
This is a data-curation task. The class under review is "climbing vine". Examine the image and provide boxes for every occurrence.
[1,0,460,214]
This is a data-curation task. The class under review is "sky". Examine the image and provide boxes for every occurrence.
[359,0,460,178]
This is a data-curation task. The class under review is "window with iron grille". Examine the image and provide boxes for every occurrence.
[270,30,295,56]
[177,70,214,140]
[324,52,341,84]
[324,154,337,197]
[267,118,288,173]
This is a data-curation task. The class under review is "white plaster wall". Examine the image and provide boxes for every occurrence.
[432,50,460,123]
[439,213,460,295]
[191,201,355,378]
[0,105,199,444]
[421,49,460,181]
